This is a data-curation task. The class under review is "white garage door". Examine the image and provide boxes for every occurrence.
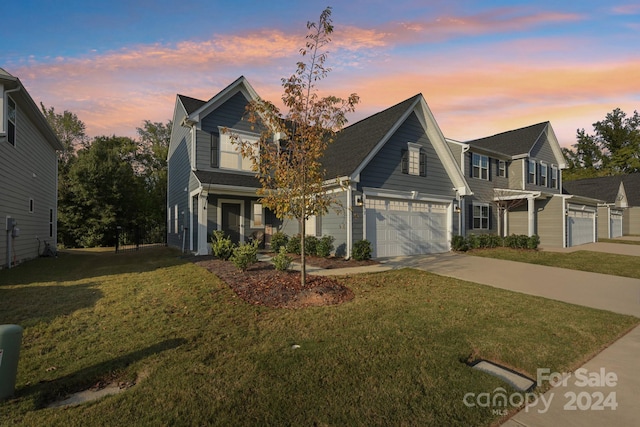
[365,198,449,257]
[567,209,595,247]
[610,212,623,238]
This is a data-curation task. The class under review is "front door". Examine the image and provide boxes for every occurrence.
[222,202,242,243]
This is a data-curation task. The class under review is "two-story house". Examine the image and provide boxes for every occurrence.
[1,68,63,267]
[448,122,600,247]
[167,77,471,257]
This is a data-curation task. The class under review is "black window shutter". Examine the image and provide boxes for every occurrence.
[419,152,427,176]
[469,153,474,177]
[488,157,492,181]
[211,132,219,168]
[468,204,474,229]
[505,161,509,178]
[401,149,408,174]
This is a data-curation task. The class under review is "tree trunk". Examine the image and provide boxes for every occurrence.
[300,218,306,287]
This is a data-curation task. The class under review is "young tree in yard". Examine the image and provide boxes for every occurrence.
[231,7,359,286]
[40,103,90,169]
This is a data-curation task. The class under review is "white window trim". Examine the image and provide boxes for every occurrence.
[407,142,421,176]
[7,95,16,146]
[250,201,264,228]
[473,153,489,180]
[473,203,490,230]
[551,165,558,189]
[540,162,548,187]
[218,127,259,172]
[174,204,178,234]
[498,160,506,177]
[528,159,537,185]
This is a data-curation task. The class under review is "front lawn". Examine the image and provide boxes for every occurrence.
[469,248,640,279]
[0,248,637,426]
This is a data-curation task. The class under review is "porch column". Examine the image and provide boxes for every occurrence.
[197,191,209,255]
[527,196,535,237]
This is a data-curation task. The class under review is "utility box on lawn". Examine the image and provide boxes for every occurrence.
[0,324,23,400]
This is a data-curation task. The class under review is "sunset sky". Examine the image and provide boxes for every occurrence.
[2,1,639,147]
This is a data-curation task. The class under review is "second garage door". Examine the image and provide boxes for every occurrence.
[365,198,449,257]
[567,208,596,247]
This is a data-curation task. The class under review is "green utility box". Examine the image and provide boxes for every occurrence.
[0,324,23,400]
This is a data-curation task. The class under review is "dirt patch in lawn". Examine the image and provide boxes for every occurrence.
[194,257,357,309]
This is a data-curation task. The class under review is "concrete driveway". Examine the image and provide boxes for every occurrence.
[381,246,640,427]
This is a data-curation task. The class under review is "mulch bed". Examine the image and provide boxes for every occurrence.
[194,255,369,309]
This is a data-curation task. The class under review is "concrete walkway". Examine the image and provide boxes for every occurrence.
[303,246,640,426]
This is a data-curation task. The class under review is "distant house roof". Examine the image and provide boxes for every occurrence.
[466,122,549,157]
[563,173,640,206]
[322,94,422,178]
[562,175,622,203]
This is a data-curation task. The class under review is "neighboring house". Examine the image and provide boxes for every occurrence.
[563,174,640,237]
[167,77,471,257]
[447,122,600,248]
[0,68,63,267]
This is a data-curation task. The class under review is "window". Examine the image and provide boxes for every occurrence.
[540,163,548,187]
[174,204,178,233]
[473,204,490,229]
[498,160,506,177]
[7,96,16,146]
[401,143,426,176]
[210,132,219,167]
[551,165,558,189]
[472,153,489,180]
[527,159,537,184]
[49,208,54,238]
[219,131,257,171]
[251,202,264,228]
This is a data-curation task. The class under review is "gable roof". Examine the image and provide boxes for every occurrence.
[562,173,640,206]
[178,94,206,115]
[0,68,63,151]
[562,175,623,203]
[322,95,420,179]
[322,94,471,195]
[185,76,259,126]
[467,122,549,157]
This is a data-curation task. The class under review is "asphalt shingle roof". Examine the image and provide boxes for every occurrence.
[321,94,421,178]
[194,170,260,188]
[562,173,640,206]
[178,94,206,115]
[466,122,549,156]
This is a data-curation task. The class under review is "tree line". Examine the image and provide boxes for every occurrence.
[563,108,640,181]
[42,104,170,248]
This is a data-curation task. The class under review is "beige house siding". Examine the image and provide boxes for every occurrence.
[623,207,640,235]
[509,159,524,190]
[537,196,564,247]
[506,204,530,236]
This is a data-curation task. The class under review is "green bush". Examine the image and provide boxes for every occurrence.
[230,240,259,271]
[211,230,235,260]
[286,234,302,255]
[304,235,319,256]
[527,234,540,250]
[451,235,468,252]
[272,246,293,271]
[352,239,372,261]
[270,231,289,253]
[467,234,480,250]
[316,235,335,257]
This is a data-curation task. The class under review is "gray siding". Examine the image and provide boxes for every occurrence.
[446,141,463,168]
[509,159,524,190]
[623,207,640,235]
[320,191,348,256]
[167,105,192,249]
[360,112,455,198]
[507,204,530,236]
[525,135,562,194]
[197,91,257,171]
[0,99,58,266]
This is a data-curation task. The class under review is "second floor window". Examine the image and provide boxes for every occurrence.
[527,159,537,184]
[472,153,489,180]
[219,131,257,172]
[551,165,558,189]
[401,143,426,177]
[540,163,548,187]
[7,96,16,146]
[498,160,506,177]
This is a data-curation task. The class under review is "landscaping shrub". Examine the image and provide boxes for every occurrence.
[272,246,293,271]
[466,234,480,250]
[286,234,302,255]
[305,235,319,256]
[451,235,468,252]
[352,239,372,261]
[270,231,289,253]
[527,234,540,249]
[230,240,259,271]
[211,230,235,260]
[316,235,335,257]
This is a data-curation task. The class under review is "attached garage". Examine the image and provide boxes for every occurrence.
[566,206,596,247]
[610,209,623,238]
[365,197,450,257]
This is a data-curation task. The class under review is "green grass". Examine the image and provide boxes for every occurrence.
[469,248,640,279]
[599,238,640,245]
[1,248,637,426]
